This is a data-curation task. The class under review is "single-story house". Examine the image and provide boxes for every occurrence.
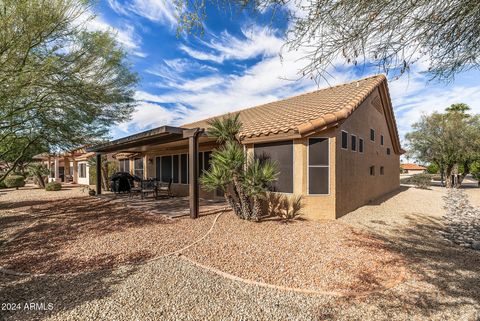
[33,147,95,185]
[88,74,403,220]
[400,163,427,174]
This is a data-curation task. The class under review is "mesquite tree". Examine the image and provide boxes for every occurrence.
[0,0,138,181]
[200,115,278,220]
[175,0,480,81]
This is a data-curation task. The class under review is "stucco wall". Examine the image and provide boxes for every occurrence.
[335,88,400,218]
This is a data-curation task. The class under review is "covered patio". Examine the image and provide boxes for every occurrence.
[87,125,214,219]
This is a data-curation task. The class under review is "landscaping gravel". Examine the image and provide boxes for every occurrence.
[441,189,480,250]
[1,185,479,320]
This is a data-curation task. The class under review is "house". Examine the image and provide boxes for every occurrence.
[88,74,403,220]
[401,163,427,175]
[33,147,95,185]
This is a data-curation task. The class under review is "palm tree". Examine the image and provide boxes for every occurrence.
[200,114,279,220]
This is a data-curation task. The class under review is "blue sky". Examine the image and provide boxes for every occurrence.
[87,1,480,146]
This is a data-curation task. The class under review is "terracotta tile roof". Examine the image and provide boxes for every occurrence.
[401,163,427,170]
[183,74,389,139]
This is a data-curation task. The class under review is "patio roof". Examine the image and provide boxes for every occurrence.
[87,125,187,153]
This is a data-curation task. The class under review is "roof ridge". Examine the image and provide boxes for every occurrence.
[181,74,386,127]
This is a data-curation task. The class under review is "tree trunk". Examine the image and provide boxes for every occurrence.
[35,173,45,188]
[251,196,262,221]
[224,191,242,218]
[445,164,454,188]
[457,161,470,187]
[232,175,252,220]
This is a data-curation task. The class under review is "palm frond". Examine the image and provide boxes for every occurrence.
[207,114,242,143]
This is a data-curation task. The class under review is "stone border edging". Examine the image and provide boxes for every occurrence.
[0,208,227,277]
[179,255,407,298]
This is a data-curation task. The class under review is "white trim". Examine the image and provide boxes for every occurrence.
[350,134,357,152]
[340,130,348,150]
[307,137,330,196]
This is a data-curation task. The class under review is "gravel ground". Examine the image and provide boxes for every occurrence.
[183,213,403,293]
[1,185,480,320]
[0,197,217,274]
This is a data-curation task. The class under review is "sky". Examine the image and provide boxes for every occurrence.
[88,0,480,147]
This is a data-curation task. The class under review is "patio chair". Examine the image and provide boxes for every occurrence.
[128,179,142,198]
[157,179,173,198]
[140,179,158,199]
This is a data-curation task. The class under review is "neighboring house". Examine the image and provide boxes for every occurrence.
[401,163,427,174]
[89,74,403,219]
[33,147,94,185]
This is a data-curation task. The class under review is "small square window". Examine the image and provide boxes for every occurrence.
[387,148,391,155]
[381,135,384,145]
[370,166,375,176]
[341,131,348,149]
[359,138,364,153]
[351,135,357,151]
[370,129,375,141]
[380,166,384,175]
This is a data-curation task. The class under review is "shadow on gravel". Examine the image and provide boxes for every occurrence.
[0,265,138,321]
[361,213,480,318]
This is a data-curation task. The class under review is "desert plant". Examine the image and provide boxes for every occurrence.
[4,175,25,189]
[200,114,280,220]
[264,192,304,221]
[401,174,432,189]
[45,182,62,191]
[28,163,50,188]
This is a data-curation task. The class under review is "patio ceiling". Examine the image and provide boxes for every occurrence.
[87,126,188,153]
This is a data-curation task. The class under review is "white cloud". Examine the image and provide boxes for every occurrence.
[108,0,177,27]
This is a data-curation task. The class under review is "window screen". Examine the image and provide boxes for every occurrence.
[254,140,293,193]
[79,163,86,178]
[341,131,348,149]
[370,129,375,141]
[161,156,172,182]
[204,151,212,171]
[381,135,384,145]
[172,155,179,183]
[351,135,357,151]
[119,159,130,173]
[308,138,329,194]
[134,158,143,178]
[359,138,364,153]
[198,152,204,174]
[180,154,188,184]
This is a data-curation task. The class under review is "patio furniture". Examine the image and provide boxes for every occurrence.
[157,179,173,198]
[140,179,158,199]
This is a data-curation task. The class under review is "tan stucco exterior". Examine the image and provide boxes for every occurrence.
[111,86,400,220]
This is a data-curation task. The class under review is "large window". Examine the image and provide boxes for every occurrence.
[155,152,211,184]
[308,138,329,194]
[134,157,144,178]
[78,163,87,178]
[180,154,188,184]
[341,131,348,149]
[254,140,293,193]
[119,159,130,172]
[172,155,179,183]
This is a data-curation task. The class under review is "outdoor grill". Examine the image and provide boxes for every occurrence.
[110,172,140,193]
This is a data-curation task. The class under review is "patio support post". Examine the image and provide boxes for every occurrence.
[54,157,60,182]
[184,128,204,219]
[96,153,102,195]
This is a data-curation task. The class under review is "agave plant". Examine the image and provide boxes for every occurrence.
[200,114,280,220]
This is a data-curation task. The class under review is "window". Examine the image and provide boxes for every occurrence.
[134,157,144,178]
[370,166,375,176]
[254,140,293,193]
[180,154,188,184]
[78,163,86,178]
[172,155,179,183]
[308,138,329,194]
[380,166,384,175]
[370,129,375,141]
[359,138,364,153]
[119,159,130,172]
[341,131,348,149]
[161,156,172,182]
[351,135,357,152]
[380,135,384,145]
[387,148,391,155]
[204,151,212,171]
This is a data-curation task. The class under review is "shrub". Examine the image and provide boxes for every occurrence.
[401,173,431,189]
[4,175,26,189]
[264,193,304,221]
[45,182,62,191]
[0,180,6,189]
[28,163,49,188]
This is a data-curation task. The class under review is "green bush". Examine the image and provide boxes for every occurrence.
[0,180,6,189]
[401,174,431,189]
[4,175,26,189]
[45,181,62,191]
